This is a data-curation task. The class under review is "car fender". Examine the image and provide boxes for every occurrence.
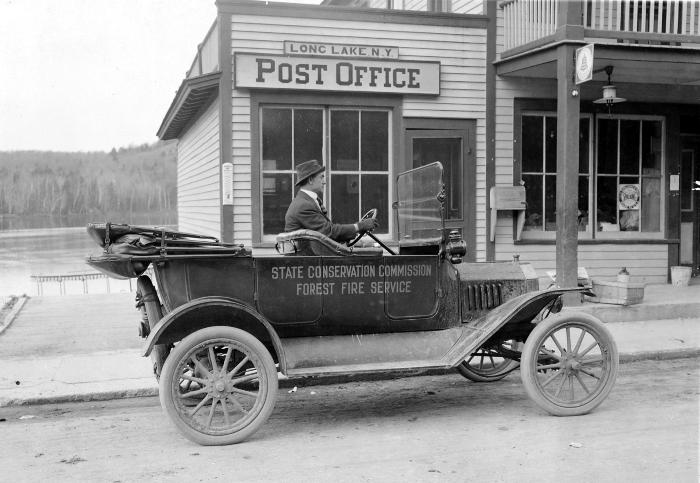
[142,296,286,372]
[447,286,592,365]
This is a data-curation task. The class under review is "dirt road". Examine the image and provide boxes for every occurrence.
[1,358,697,482]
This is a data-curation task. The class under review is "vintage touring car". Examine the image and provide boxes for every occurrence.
[87,162,618,446]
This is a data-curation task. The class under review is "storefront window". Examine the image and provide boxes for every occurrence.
[520,113,664,239]
[261,106,390,239]
[521,115,591,233]
[596,118,663,234]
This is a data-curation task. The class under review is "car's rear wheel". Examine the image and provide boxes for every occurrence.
[160,326,278,445]
[456,340,520,382]
[520,312,618,416]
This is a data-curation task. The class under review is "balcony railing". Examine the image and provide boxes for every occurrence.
[503,0,700,52]
[585,0,700,36]
[502,0,558,50]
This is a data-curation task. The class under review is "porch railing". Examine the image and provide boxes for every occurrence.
[502,0,559,51]
[502,0,700,52]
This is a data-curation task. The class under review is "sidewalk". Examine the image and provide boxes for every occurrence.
[1,284,699,407]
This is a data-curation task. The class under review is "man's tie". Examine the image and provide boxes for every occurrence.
[317,197,328,216]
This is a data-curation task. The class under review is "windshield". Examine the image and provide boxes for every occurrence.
[395,162,444,245]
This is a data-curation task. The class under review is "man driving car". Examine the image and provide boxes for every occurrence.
[285,159,378,242]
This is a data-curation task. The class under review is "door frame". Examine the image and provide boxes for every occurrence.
[680,136,700,275]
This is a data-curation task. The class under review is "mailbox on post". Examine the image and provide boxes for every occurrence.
[490,186,527,242]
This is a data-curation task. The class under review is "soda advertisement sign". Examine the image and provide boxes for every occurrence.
[235,53,440,95]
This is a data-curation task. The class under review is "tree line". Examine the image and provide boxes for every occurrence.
[0,142,177,218]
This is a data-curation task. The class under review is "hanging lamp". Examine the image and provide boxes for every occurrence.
[593,65,626,113]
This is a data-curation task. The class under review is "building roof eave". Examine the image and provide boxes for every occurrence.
[157,72,221,141]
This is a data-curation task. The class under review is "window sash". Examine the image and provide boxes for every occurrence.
[521,113,593,238]
[519,113,664,240]
[260,105,392,242]
[594,116,665,238]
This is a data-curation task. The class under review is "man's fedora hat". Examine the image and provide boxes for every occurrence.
[295,159,325,186]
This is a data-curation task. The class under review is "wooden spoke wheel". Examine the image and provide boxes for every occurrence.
[456,340,521,382]
[160,326,278,445]
[521,312,618,416]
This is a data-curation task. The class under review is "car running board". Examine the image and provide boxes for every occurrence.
[280,326,488,377]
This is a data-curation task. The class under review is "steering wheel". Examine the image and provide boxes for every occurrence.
[347,208,377,247]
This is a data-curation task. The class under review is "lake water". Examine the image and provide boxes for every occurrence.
[0,227,133,297]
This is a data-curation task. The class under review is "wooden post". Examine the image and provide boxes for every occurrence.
[555,2,583,303]
[556,45,580,300]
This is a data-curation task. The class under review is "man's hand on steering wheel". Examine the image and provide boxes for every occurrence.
[357,218,378,233]
[347,208,378,247]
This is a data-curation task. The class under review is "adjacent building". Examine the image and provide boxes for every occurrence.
[157,0,700,286]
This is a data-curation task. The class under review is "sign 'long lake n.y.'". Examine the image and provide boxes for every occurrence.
[235,53,440,95]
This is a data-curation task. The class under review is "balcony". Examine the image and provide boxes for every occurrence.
[502,0,700,54]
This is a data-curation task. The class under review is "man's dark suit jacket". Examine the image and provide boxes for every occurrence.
[284,191,356,242]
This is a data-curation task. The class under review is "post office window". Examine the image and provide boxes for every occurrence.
[260,106,391,241]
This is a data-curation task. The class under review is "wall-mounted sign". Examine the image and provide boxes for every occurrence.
[575,44,594,85]
[285,41,399,59]
[618,183,640,210]
[235,53,440,95]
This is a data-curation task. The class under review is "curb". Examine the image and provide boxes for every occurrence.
[0,295,29,336]
[2,348,697,408]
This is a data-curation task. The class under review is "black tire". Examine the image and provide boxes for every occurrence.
[159,326,278,445]
[521,312,618,416]
[456,340,521,382]
[136,276,169,379]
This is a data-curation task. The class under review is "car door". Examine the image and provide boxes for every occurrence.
[255,257,323,327]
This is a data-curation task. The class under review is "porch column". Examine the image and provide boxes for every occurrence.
[555,44,580,296]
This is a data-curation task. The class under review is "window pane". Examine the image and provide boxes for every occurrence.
[331,111,359,171]
[361,111,388,171]
[579,118,590,174]
[597,177,618,230]
[544,175,556,230]
[522,116,543,172]
[412,137,462,220]
[598,119,618,174]
[545,117,557,173]
[620,120,640,175]
[330,174,359,223]
[294,109,323,167]
[361,174,388,233]
[262,173,293,235]
[523,174,542,230]
[642,121,662,175]
[578,176,589,231]
[262,108,292,170]
[641,177,661,232]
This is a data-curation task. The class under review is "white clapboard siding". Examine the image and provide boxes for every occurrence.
[229,13,487,256]
[491,6,668,283]
[177,99,221,238]
[495,241,669,287]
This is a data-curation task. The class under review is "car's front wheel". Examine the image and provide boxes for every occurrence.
[159,326,278,445]
[520,312,618,416]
